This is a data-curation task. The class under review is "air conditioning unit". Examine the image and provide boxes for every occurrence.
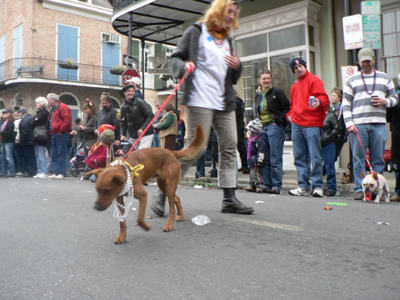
[102,33,120,44]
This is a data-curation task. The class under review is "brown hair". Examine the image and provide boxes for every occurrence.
[4,112,14,122]
[84,100,97,117]
[199,0,240,37]
[331,87,343,100]
[258,68,271,79]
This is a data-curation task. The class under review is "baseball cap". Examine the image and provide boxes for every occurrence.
[358,47,375,62]
[2,109,13,114]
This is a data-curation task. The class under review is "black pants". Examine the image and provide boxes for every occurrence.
[21,145,37,176]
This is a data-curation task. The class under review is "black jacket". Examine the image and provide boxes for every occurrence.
[168,23,241,112]
[252,86,291,127]
[19,114,34,147]
[95,105,120,140]
[120,96,154,139]
[29,108,49,147]
[321,111,339,147]
[0,120,15,143]
[83,115,97,141]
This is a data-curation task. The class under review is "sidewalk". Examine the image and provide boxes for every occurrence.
[181,166,396,198]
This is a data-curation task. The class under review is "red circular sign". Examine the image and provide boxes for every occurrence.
[346,67,355,76]
[122,69,140,86]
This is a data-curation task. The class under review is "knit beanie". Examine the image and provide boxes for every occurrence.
[289,57,307,73]
[100,92,111,103]
[100,129,115,144]
[97,124,115,135]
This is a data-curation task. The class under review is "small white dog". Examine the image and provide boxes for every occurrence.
[361,171,390,203]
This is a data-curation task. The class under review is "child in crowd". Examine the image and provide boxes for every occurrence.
[321,106,340,196]
[244,119,267,193]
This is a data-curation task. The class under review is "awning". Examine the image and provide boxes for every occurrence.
[110,0,247,46]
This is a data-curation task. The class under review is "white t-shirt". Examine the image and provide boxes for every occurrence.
[188,23,230,110]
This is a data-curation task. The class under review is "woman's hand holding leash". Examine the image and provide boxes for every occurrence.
[347,125,358,133]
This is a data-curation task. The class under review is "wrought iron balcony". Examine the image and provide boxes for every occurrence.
[0,57,123,86]
[111,0,140,12]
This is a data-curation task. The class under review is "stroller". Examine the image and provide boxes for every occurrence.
[69,140,86,177]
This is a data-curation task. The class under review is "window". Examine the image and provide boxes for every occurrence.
[382,10,400,80]
[269,25,305,52]
[13,25,23,76]
[57,24,79,81]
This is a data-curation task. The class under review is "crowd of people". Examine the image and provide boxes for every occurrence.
[1,0,400,215]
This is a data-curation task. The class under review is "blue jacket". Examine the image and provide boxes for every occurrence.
[247,134,267,169]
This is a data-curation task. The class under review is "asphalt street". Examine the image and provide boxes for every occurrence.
[1,177,400,300]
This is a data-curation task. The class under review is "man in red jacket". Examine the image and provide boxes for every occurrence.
[286,58,329,197]
[47,93,72,179]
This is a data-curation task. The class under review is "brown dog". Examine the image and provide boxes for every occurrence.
[85,125,205,244]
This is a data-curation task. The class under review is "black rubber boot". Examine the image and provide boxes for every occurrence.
[221,188,254,214]
[151,188,166,217]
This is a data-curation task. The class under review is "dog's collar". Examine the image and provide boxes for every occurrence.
[109,159,144,222]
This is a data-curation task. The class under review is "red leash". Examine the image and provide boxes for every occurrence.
[355,131,373,173]
[355,131,373,201]
[122,69,191,162]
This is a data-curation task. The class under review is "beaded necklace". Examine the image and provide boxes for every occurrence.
[361,69,376,95]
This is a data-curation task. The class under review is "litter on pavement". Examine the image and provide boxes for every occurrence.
[191,215,211,226]
[376,222,390,225]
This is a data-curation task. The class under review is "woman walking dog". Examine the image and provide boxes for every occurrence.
[151,0,254,216]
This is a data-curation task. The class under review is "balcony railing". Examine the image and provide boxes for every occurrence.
[0,57,123,86]
[111,0,140,11]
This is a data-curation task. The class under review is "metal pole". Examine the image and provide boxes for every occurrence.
[344,0,354,183]
[141,38,145,99]
[128,13,132,59]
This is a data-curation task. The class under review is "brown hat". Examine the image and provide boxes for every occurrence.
[100,92,111,103]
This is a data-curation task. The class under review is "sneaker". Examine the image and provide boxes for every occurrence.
[48,174,57,179]
[55,174,64,179]
[244,185,256,192]
[256,187,263,193]
[242,168,250,174]
[37,173,48,179]
[326,190,336,197]
[312,188,324,197]
[289,187,309,196]
[16,172,24,176]
[266,187,281,194]
[389,194,400,202]
[354,191,364,200]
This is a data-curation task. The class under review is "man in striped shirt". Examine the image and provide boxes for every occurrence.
[343,47,398,200]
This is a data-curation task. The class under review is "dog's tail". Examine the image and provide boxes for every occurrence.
[173,125,206,161]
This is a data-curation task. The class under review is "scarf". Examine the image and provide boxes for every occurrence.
[1,120,9,132]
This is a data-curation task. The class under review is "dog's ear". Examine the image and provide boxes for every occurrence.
[113,173,126,185]
[360,171,366,179]
[372,171,379,180]
[83,168,104,177]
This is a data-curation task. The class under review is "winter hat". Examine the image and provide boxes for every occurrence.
[97,124,115,135]
[100,129,115,144]
[289,57,307,73]
[246,119,262,134]
[122,84,135,93]
[100,92,111,103]
[18,107,28,114]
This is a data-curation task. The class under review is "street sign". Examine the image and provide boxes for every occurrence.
[341,66,358,89]
[148,68,170,74]
[123,54,138,69]
[122,69,140,86]
[362,14,381,49]
[343,14,364,50]
[361,1,380,15]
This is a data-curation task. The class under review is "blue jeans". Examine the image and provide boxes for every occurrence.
[195,154,205,176]
[322,142,336,191]
[291,123,323,190]
[349,124,386,192]
[13,143,25,173]
[2,142,15,176]
[35,144,48,174]
[152,132,160,147]
[21,145,37,176]
[262,122,285,189]
[50,132,69,176]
